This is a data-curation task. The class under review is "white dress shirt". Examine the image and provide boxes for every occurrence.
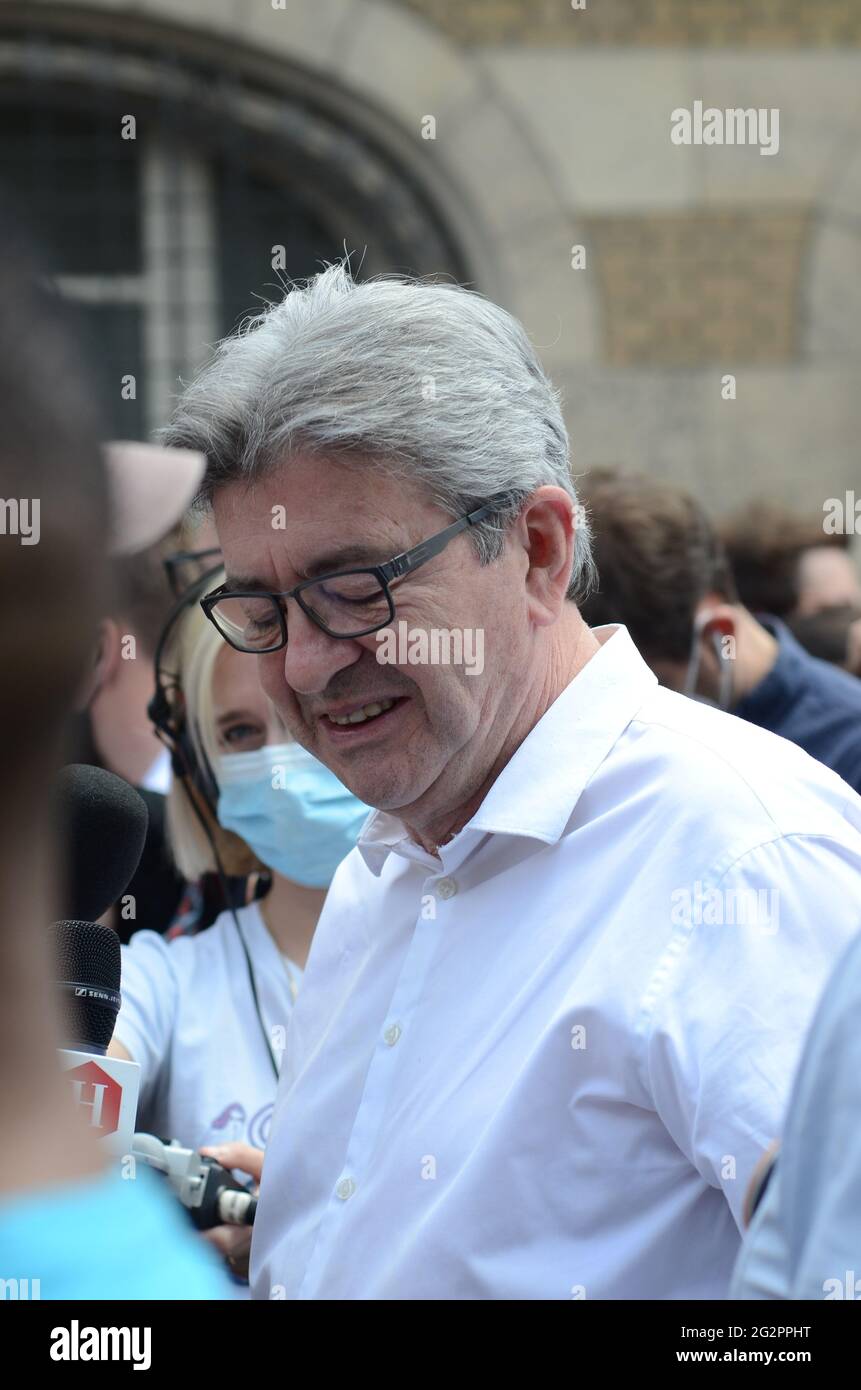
[250,625,861,1300]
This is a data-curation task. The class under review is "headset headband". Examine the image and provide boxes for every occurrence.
[147,563,224,813]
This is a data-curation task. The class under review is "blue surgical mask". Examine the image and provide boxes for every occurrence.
[217,742,372,888]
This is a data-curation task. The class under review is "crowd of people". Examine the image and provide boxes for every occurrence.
[2,218,860,1303]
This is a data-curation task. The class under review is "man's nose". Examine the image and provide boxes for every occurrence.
[280,597,362,695]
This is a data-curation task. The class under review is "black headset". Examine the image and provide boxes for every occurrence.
[148,561,280,1079]
[147,567,224,813]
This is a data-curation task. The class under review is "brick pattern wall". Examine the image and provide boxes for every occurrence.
[400,0,861,47]
[583,209,812,366]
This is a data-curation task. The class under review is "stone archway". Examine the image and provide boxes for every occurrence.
[4,0,598,377]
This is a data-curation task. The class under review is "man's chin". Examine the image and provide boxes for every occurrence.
[351,766,447,821]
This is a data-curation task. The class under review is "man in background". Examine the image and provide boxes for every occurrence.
[722,504,861,619]
[579,468,861,794]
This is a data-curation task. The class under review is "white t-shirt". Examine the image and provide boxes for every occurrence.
[114,900,302,1152]
[139,746,172,795]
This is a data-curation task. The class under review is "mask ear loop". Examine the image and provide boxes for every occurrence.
[683,617,706,699]
[684,615,734,711]
[147,568,281,1081]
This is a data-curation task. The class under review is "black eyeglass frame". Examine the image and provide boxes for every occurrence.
[163,546,224,599]
[200,491,520,653]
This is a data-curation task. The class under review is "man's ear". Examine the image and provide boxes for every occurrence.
[518,487,577,626]
[694,598,737,650]
[689,598,738,707]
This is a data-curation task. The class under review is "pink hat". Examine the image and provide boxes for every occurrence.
[104,441,206,556]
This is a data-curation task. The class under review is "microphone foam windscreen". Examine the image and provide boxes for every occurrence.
[54,763,149,922]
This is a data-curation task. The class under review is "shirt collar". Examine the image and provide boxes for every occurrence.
[357,625,658,877]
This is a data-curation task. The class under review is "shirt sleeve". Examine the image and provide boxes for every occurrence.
[113,930,181,1116]
[643,832,861,1232]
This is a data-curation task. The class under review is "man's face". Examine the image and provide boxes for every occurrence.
[796,547,861,616]
[211,458,528,823]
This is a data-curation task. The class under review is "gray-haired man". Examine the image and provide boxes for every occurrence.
[165,265,861,1300]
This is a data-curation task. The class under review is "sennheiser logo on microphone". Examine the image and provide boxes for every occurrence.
[61,979,122,1010]
[69,985,118,1003]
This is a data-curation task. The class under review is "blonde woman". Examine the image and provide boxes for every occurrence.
[108,575,370,1251]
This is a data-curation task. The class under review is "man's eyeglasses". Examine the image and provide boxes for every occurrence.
[200,493,518,654]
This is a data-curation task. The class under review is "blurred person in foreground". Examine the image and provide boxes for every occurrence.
[162,264,861,1300]
[108,577,370,1284]
[580,468,861,795]
[70,446,205,942]
[0,222,227,1298]
[731,916,861,1299]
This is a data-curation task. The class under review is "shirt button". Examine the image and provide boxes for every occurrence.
[335,1177,356,1201]
[383,1022,402,1047]
[436,877,457,899]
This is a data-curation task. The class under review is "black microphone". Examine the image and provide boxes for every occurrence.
[51,764,147,1050]
[50,766,149,1153]
[53,916,141,1153]
[54,763,149,923]
[51,917,122,1054]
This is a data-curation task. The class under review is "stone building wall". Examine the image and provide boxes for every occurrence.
[10,0,861,525]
